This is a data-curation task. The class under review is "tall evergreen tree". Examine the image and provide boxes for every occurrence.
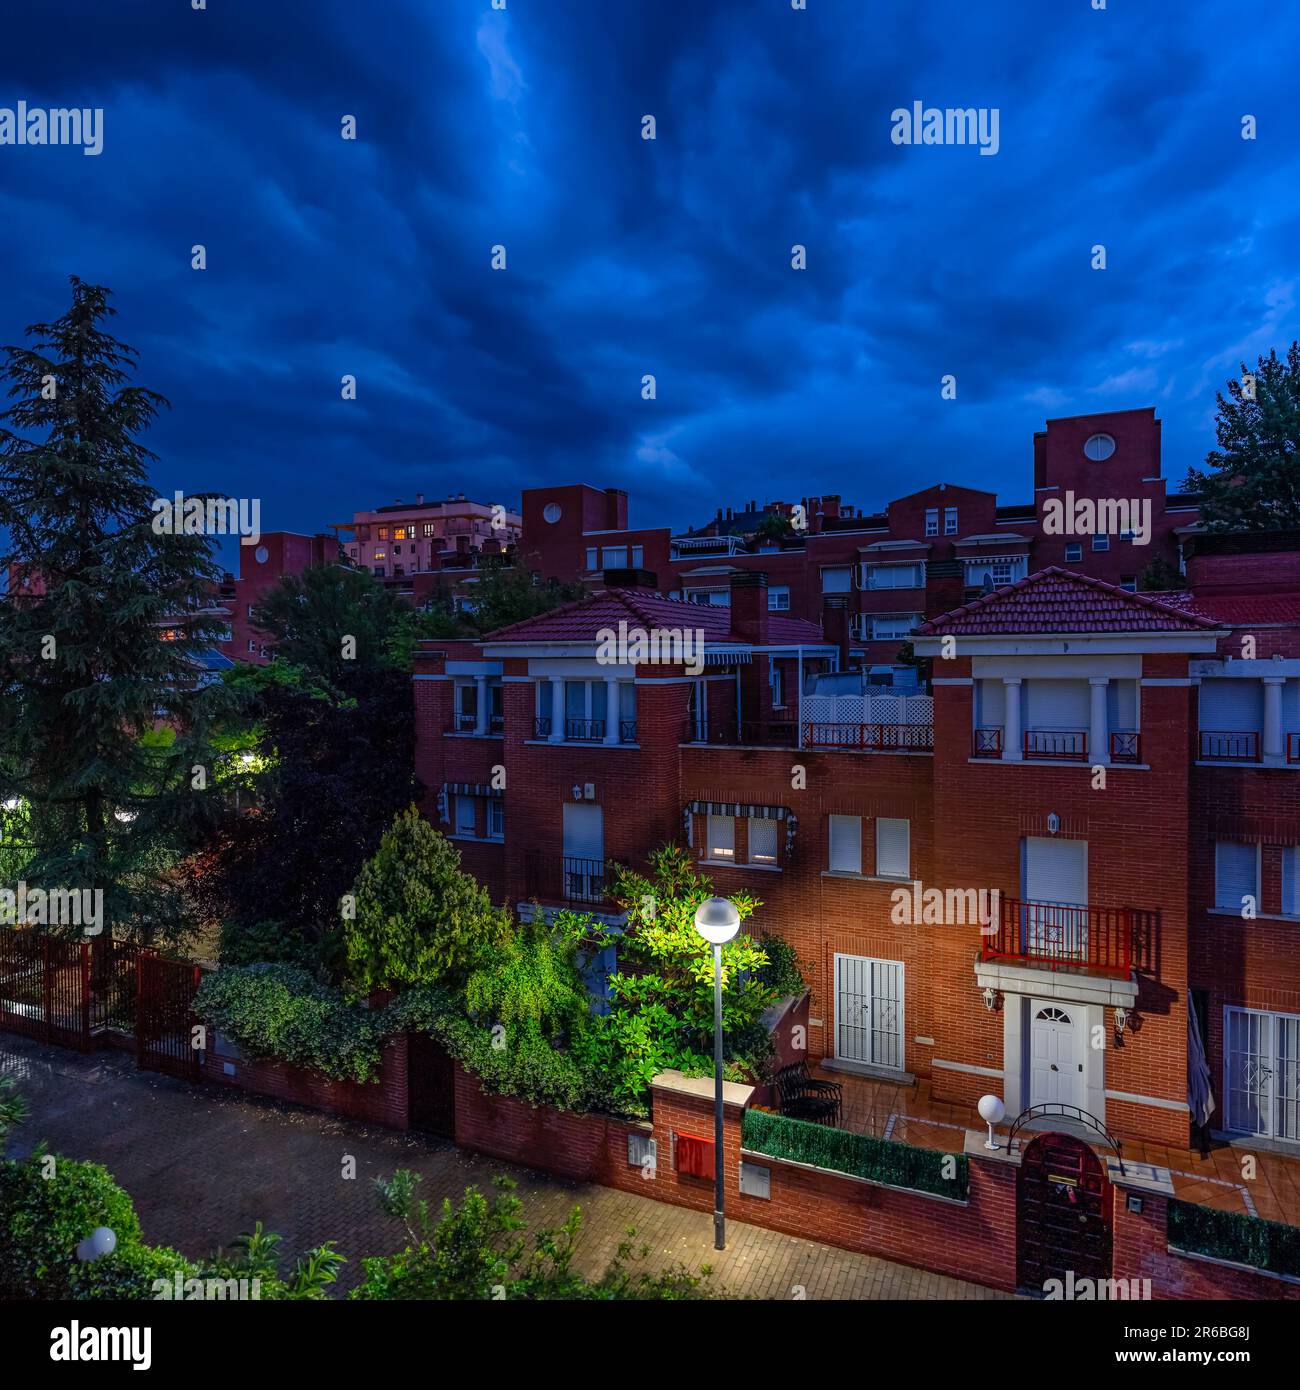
[0,278,228,942]
[1185,342,1300,532]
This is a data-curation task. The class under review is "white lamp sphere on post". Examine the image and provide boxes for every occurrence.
[693,897,741,945]
[76,1227,117,1262]
[977,1094,1007,1151]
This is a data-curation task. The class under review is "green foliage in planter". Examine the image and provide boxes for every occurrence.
[741,1108,969,1201]
[1168,1198,1300,1279]
[345,808,510,992]
[755,932,808,1001]
[195,962,388,1083]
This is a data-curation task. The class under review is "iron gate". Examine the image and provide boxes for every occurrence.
[1016,1130,1112,1294]
[0,934,90,1050]
[136,952,202,1081]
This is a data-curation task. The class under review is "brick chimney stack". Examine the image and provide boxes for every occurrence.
[730,571,769,643]
[821,595,851,665]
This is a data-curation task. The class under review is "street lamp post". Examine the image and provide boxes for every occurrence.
[693,896,741,1252]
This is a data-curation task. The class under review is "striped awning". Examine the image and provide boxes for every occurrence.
[684,801,798,855]
[445,781,503,798]
[703,649,751,666]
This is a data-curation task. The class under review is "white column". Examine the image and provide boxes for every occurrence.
[549,676,565,743]
[1003,678,1022,761]
[603,676,620,744]
[1089,677,1109,764]
[1263,678,1284,760]
[474,675,489,736]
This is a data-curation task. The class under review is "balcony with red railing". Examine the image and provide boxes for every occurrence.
[1198,730,1260,762]
[1023,728,1088,761]
[801,722,933,752]
[1109,730,1140,764]
[979,897,1143,977]
[973,726,1003,758]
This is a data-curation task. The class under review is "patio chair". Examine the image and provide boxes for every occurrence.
[775,1063,841,1126]
[791,1058,843,1107]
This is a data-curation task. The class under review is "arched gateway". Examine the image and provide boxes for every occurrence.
[1016,1129,1113,1294]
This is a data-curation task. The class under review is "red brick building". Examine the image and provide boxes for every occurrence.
[412,531,1300,1158]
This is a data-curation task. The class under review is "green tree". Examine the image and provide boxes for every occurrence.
[573,846,777,1111]
[345,808,509,991]
[0,278,230,942]
[1138,555,1188,592]
[252,563,410,689]
[454,555,585,638]
[0,1078,26,1155]
[1185,343,1300,531]
[752,511,793,543]
[352,1172,712,1300]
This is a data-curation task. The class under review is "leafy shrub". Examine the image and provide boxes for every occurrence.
[345,808,509,992]
[755,932,808,1001]
[741,1108,969,1200]
[195,962,387,1083]
[1168,1199,1300,1278]
[218,918,316,969]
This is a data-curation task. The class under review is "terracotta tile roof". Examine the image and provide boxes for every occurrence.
[483,588,827,645]
[1154,590,1300,629]
[917,567,1223,636]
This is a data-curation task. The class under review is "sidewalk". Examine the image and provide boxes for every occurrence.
[2,1036,1011,1300]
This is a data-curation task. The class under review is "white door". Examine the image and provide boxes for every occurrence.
[834,954,904,1070]
[562,803,604,900]
[1022,837,1088,960]
[1225,1007,1300,1142]
[1029,1004,1083,1108]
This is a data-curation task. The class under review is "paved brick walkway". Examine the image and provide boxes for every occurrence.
[2,1036,1010,1300]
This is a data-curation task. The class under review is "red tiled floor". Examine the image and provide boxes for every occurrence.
[809,1066,1300,1225]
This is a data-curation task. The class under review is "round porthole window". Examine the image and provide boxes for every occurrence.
[1083,433,1116,462]
[254,546,269,564]
[542,502,562,524]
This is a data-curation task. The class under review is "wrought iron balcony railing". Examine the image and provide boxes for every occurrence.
[1109,730,1140,763]
[973,726,1003,758]
[523,853,625,907]
[681,720,797,748]
[801,722,933,751]
[1199,730,1260,762]
[980,897,1135,976]
[1023,728,1088,761]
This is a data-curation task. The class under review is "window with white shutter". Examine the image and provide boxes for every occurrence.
[708,815,735,860]
[455,797,477,837]
[1199,679,1263,733]
[1282,847,1299,916]
[1215,842,1258,911]
[828,815,862,874]
[821,566,852,593]
[875,818,910,879]
[747,818,778,865]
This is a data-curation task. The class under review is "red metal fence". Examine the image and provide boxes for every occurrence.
[136,953,203,1081]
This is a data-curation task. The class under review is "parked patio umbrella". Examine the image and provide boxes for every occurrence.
[1188,1005,1215,1128]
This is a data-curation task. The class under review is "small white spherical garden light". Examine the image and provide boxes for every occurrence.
[978,1094,1007,1151]
[76,1227,117,1262]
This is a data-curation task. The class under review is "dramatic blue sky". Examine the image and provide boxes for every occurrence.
[2,0,1298,555]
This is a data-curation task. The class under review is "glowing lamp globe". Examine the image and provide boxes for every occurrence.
[977,1095,1006,1127]
[693,897,741,946]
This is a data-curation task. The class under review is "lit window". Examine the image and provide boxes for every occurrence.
[373,550,387,560]
[944,507,958,535]
[924,509,939,537]
[394,527,410,541]
[377,527,389,540]
[748,817,778,864]
[423,522,436,538]
[707,815,735,860]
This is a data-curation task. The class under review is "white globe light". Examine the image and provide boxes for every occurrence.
[76,1226,117,1262]
[2,797,21,812]
[694,896,741,945]
[977,1094,1006,1126]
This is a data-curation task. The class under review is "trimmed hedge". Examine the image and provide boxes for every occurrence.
[1168,1199,1300,1279]
[741,1108,969,1200]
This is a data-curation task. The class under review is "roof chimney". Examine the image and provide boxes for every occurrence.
[729,571,769,643]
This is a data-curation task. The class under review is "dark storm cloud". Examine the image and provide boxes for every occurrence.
[1,0,1297,547]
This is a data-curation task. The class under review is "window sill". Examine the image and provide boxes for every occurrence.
[445,731,503,740]
[821,870,911,884]
[699,859,783,873]
[1207,907,1297,923]
[446,834,504,846]
[1196,760,1297,771]
[523,740,640,750]
[967,758,1150,771]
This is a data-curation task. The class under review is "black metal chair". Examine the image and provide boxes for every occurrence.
[775,1063,842,1126]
